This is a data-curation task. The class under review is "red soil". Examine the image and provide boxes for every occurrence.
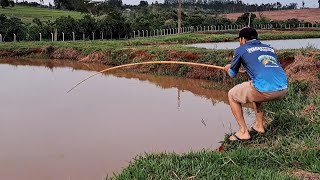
[224,8,320,23]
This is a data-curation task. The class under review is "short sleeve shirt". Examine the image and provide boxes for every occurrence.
[228,40,288,92]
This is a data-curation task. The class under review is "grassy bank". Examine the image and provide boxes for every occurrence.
[1,31,320,53]
[0,5,83,23]
[109,72,319,179]
[0,30,319,179]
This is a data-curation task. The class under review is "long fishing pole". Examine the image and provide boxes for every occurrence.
[67,61,227,93]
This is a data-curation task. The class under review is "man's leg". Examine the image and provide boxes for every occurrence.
[228,92,251,141]
[252,102,265,133]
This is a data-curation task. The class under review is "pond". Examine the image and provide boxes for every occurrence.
[188,38,320,50]
[0,60,254,179]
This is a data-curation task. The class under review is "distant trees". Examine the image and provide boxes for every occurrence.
[0,1,317,42]
[1,0,14,8]
[0,14,25,41]
[1,0,9,8]
[139,1,148,7]
[236,12,256,26]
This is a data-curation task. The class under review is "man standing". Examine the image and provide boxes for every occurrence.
[224,28,288,141]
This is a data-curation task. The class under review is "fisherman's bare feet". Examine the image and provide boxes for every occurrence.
[229,131,251,141]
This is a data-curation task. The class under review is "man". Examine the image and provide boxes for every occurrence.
[224,27,288,141]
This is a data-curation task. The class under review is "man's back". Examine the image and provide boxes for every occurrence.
[230,39,288,92]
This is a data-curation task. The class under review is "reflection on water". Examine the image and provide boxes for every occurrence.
[188,38,320,50]
[0,59,254,180]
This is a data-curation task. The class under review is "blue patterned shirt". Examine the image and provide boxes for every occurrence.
[228,40,288,92]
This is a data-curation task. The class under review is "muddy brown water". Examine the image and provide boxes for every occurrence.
[0,60,254,180]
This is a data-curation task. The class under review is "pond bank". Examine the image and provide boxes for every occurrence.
[0,32,319,179]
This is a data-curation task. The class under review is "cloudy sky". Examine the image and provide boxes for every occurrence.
[25,0,319,8]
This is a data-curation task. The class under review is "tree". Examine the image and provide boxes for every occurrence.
[139,1,148,7]
[107,0,122,8]
[0,14,26,41]
[1,0,10,8]
[236,12,256,26]
[55,16,79,40]
[276,2,282,9]
[302,1,305,8]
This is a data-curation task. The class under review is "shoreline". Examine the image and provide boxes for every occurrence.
[0,32,319,179]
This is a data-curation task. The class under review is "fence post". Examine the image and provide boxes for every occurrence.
[146,30,148,38]
[101,32,104,40]
[62,32,65,41]
[39,33,42,41]
[92,32,95,40]
[54,29,58,41]
[142,30,144,37]
[51,33,54,42]
[13,34,16,42]
[0,34,2,42]
[72,32,75,41]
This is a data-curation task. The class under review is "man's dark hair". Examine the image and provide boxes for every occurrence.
[239,27,258,40]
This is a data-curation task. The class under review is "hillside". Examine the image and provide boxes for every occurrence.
[224,8,320,23]
[0,5,83,23]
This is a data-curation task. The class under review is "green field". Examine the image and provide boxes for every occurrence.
[0,5,83,23]
[1,31,320,54]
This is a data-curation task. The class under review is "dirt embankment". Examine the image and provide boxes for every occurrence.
[225,8,320,23]
[0,46,319,88]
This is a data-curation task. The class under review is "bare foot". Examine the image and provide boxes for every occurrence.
[229,131,251,141]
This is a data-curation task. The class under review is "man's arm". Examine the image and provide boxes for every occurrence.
[225,49,242,78]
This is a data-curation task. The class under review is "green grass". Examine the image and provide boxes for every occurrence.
[1,31,320,53]
[0,5,83,23]
[109,81,320,179]
[0,30,319,179]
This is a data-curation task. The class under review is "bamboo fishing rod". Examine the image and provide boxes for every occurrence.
[67,61,227,93]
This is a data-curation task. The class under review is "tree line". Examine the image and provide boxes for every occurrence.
[0,11,315,42]
[0,0,318,42]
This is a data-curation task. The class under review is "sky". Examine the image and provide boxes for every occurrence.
[24,0,319,8]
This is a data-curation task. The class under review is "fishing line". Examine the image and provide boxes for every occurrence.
[67,61,240,93]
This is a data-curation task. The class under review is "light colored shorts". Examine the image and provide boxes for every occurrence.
[228,81,287,104]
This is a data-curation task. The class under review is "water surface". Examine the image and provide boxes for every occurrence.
[188,38,320,50]
[0,61,254,180]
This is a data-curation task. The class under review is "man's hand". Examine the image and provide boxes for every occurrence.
[224,64,231,73]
